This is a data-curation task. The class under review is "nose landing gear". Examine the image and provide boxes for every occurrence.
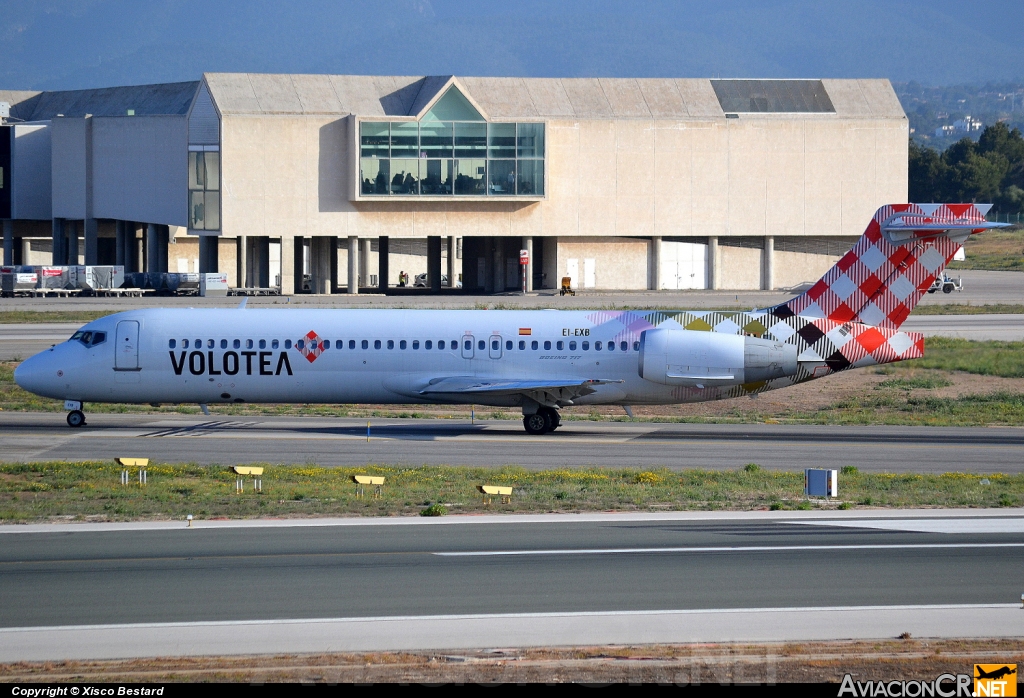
[522,406,560,435]
[66,410,86,428]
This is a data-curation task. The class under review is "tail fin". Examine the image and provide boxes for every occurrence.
[775,203,1007,329]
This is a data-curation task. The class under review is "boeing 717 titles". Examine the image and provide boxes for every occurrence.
[14,204,1005,434]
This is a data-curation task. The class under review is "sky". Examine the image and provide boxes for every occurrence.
[0,0,1021,90]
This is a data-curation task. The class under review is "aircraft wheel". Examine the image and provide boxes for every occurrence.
[539,407,560,432]
[523,413,548,435]
[66,410,86,428]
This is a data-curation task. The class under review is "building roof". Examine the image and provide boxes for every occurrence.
[0,81,200,122]
[202,74,905,120]
[0,76,906,124]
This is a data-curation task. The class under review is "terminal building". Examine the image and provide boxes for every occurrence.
[0,75,908,294]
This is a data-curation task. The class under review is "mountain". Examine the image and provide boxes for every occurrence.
[0,0,1021,90]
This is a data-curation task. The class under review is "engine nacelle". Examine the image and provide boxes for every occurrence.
[638,329,797,387]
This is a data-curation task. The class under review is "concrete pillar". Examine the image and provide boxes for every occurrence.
[83,218,98,265]
[651,236,662,290]
[146,224,158,272]
[198,234,217,275]
[525,237,534,292]
[132,224,143,274]
[115,221,126,267]
[348,236,359,293]
[256,237,270,288]
[2,220,12,266]
[280,235,294,295]
[708,236,719,291]
[237,235,248,287]
[447,236,456,288]
[310,236,332,294]
[52,219,64,265]
[427,235,442,293]
[20,238,30,266]
[158,225,169,273]
[763,235,774,291]
[378,236,389,293]
[359,238,371,287]
[492,237,503,292]
[67,221,80,265]
[329,237,339,294]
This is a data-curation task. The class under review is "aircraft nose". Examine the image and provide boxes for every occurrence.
[14,352,62,398]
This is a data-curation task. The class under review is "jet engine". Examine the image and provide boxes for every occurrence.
[638,328,797,387]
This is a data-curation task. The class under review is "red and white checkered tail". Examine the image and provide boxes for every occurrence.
[776,204,1008,330]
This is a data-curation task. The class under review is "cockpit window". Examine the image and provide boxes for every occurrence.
[91,332,106,346]
[70,331,85,341]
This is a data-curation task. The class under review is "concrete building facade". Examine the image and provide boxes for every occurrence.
[0,74,908,294]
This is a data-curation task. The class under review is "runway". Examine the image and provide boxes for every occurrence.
[2,412,1024,471]
[1,511,1021,660]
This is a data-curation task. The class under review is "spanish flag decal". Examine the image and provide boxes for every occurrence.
[519,328,532,335]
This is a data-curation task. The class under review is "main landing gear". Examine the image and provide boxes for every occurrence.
[523,406,560,435]
[66,410,86,428]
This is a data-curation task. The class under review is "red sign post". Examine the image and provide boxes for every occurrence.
[520,249,529,294]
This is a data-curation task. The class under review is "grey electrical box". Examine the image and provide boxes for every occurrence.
[805,469,838,498]
[0,102,9,119]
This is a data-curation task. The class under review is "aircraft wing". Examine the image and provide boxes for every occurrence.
[418,376,623,406]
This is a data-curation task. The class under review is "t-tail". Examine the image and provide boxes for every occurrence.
[774,203,1007,329]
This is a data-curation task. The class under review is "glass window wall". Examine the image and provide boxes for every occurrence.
[358,120,544,197]
[189,151,220,230]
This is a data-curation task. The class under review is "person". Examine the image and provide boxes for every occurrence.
[398,271,408,287]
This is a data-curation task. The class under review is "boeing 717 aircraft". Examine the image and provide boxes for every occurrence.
[14,204,1004,434]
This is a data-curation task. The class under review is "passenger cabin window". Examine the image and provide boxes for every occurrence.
[400,340,407,350]
[595,341,602,350]
[532,341,538,350]
[272,340,279,349]
[556,341,564,350]
[424,340,431,350]
[169,339,176,348]
[478,340,485,351]
[246,339,253,349]
[412,340,419,350]
[569,341,576,351]
[387,340,395,349]
[464,340,472,351]
[233,339,241,349]
[207,339,214,349]
[506,340,513,350]
[259,339,266,349]
[633,341,640,351]
[621,341,628,352]
[491,340,499,351]
[297,340,305,349]
[195,338,201,347]
[582,341,589,350]
[518,340,525,350]
[285,340,292,349]
[183,339,190,348]
[374,340,382,349]
[350,340,356,349]
[608,342,615,351]
[543,341,551,350]
[220,339,228,349]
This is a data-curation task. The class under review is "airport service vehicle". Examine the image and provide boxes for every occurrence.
[927,272,962,294]
[14,204,1006,434]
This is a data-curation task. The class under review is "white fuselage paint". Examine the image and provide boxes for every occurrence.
[15,308,689,408]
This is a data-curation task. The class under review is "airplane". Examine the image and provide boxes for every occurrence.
[975,666,1016,681]
[14,203,1006,434]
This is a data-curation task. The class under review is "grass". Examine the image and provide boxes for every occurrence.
[875,375,953,390]
[948,227,1024,271]
[0,311,114,324]
[901,336,1024,377]
[0,462,1020,523]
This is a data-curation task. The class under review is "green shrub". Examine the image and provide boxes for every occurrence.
[420,503,448,517]
[743,463,761,473]
[841,466,859,475]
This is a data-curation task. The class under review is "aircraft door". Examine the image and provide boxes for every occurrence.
[114,320,140,370]
[462,334,475,359]
[489,334,502,359]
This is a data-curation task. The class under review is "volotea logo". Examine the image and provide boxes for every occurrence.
[975,664,1017,697]
[297,330,325,363]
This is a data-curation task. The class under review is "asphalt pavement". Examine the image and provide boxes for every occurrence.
[0,511,1020,659]
[2,412,1022,472]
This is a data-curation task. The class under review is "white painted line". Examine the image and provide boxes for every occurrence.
[1,604,1019,661]
[2,509,1023,534]
[788,518,1024,534]
[435,542,1024,557]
